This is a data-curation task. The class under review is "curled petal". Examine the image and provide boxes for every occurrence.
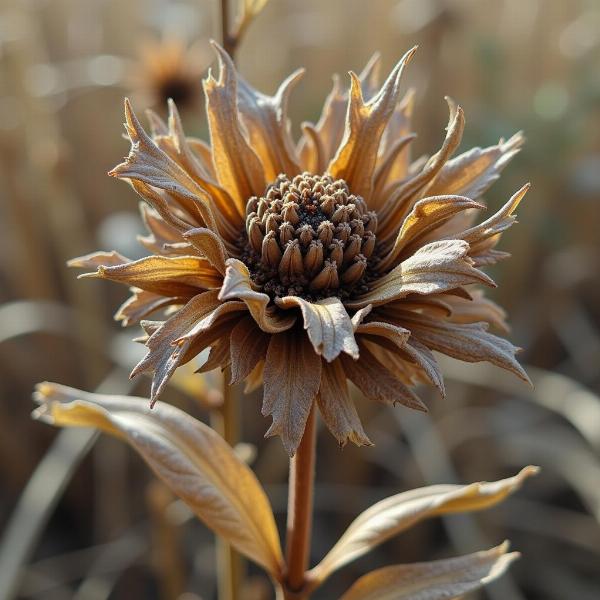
[204,44,266,209]
[328,47,417,202]
[68,250,130,269]
[427,131,524,200]
[33,383,284,578]
[219,259,296,333]
[236,65,304,180]
[183,227,229,275]
[110,99,218,234]
[338,543,520,600]
[309,466,538,586]
[346,240,495,309]
[263,330,322,456]
[378,195,486,271]
[276,296,359,362]
[115,289,183,327]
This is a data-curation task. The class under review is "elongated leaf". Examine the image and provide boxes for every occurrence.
[338,542,518,600]
[32,383,284,579]
[309,467,537,585]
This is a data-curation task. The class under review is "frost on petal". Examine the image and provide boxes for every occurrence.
[262,330,322,456]
[219,259,296,334]
[338,543,519,600]
[309,467,538,586]
[346,240,495,309]
[276,296,359,362]
[33,383,284,578]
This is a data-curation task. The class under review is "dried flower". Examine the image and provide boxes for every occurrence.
[130,38,207,111]
[71,44,530,455]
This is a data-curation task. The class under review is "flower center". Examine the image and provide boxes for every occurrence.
[240,173,378,300]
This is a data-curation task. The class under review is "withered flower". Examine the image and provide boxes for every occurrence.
[72,44,530,455]
[131,38,207,110]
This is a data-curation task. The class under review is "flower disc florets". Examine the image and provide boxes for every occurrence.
[241,173,378,300]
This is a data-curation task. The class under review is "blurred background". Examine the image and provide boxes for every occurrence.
[1,0,600,598]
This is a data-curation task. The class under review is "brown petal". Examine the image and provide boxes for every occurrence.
[346,240,495,309]
[236,63,304,181]
[378,100,465,242]
[229,316,270,384]
[317,360,371,447]
[340,343,426,411]
[328,47,417,202]
[276,296,359,362]
[203,45,266,208]
[115,289,183,327]
[309,466,538,587]
[138,203,188,255]
[378,195,485,271]
[401,311,531,384]
[79,255,222,297]
[338,544,519,600]
[444,289,510,333]
[426,131,524,200]
[110,99,218,235]
[219,259,296,333]
[33,383,284,578]
[262,330,322,456]
[197,337,231,373]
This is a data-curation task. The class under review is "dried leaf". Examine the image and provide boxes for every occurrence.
[33,383,284,578]
[263,330,322,456]
[338,542,519,600]
[309,467,538,585]
[276,296,359,362]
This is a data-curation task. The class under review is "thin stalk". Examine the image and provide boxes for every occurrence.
[220,0,237,60]
[284,404,317,597]
[210,367,242,600]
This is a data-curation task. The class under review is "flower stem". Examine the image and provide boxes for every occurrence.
[211,367,242,600]
[284,404,317,597]
[220,0,237,60]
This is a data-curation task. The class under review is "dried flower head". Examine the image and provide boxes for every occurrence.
[72,43,530,455]
[131,38,207,110]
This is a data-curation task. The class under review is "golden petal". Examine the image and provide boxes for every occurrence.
[68,250,131,269]
[262,330,322,456]
[219,259,296,333]
[203,44,266,208]
[378,195,486,271]
[378,100,465,242]
[79,255,223,297]
[236,64,304,180]
[346,240,495,309]
[110,99,219,235]
[183,227,229,275]
[426,131,524,200]
[276,295,359,362]
[317,360,371,447]
[328,47,417,202]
